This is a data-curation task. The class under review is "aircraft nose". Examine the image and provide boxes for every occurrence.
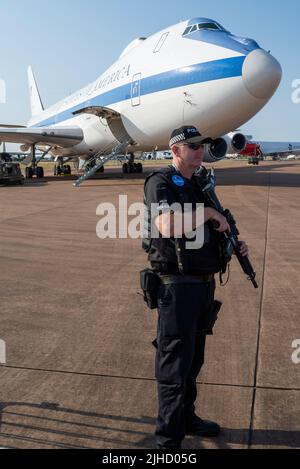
[242,49,282,100]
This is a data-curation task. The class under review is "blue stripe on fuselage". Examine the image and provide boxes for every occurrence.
[33,56,245,128]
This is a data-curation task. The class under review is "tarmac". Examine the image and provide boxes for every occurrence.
[0,160,299,449]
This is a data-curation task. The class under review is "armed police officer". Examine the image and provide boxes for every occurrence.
[142,126,249,449]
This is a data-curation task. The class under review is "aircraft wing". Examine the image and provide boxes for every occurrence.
[0,126,83,147]
[0,124,26,128]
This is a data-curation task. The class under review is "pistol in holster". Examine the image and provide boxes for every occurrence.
[140,269,161,310]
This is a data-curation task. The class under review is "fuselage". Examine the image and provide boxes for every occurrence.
[27,17,282,158]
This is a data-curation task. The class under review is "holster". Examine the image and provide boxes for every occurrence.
[140,269,161,310]
[200,300,223,335]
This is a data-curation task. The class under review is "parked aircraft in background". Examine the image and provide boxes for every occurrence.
[237,139,300,159]
[256,141,300,158]
[0,17,281,185]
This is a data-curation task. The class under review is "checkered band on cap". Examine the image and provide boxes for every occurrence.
[169,133,185,147]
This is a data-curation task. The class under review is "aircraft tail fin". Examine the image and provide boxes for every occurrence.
[27,66,44,116]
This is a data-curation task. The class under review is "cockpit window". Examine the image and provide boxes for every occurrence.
[183,22,226,36]
[198,22,223,30]
[183,26,192,36]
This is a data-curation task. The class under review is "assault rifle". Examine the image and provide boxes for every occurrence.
[199,167,258,289]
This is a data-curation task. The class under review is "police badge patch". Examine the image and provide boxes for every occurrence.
[172,175,185,187]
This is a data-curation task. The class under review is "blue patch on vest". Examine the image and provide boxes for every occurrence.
[172,175,185,187]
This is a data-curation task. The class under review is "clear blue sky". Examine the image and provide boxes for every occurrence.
[0,0,299,151]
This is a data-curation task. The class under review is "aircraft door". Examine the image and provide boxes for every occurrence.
[131,73,142,107]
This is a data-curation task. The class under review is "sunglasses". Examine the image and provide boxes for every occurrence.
[180,143,204,150]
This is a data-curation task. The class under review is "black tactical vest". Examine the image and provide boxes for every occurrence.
[143,166,222,275]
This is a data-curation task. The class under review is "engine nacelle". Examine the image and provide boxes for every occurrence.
[203,138,228,163]
[223,132,247,154]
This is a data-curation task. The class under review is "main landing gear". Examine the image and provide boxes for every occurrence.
[53,156,76,176]
[25,144,44,179]
[122,153,143,174]
[25,166,44,178]
[85,159,105,173]
[54,163,72,176]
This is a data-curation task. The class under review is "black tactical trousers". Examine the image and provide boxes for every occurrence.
[154,279,215,448]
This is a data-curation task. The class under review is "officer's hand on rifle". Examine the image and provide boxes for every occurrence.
[205,208,231,233]
[237,241,249,257]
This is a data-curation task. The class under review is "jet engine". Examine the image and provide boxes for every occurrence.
[223,132,247,154]
[203,138,228,162]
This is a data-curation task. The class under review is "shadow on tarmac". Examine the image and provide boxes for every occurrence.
[0,401,299,449]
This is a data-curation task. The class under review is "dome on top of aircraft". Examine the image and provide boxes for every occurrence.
[119,37,147,59]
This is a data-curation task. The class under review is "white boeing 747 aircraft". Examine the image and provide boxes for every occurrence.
[0,17,282,183]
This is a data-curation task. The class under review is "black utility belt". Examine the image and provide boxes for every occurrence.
[159,274,214,285]
[140,269,215,311]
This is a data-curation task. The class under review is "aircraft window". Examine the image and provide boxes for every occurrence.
[183,23,226,36]
[198,22,223,31]
[183,26,192,36]
[183,22,225,36]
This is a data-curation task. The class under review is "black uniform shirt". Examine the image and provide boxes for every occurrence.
[144,166,221,275]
